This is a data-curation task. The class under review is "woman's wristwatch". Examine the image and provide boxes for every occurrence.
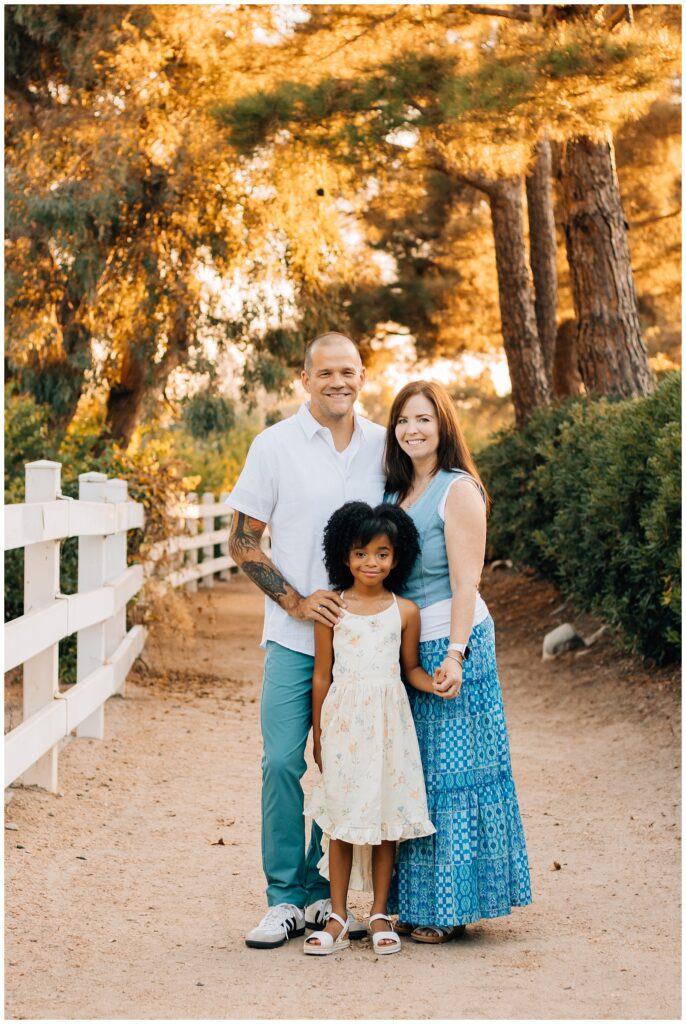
[446,642,470,663]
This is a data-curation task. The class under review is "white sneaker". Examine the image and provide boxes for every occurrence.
[305,897,331,931]
[305,898,367,940]
[245,903,306,949]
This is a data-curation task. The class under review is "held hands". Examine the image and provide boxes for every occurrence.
[433,656,463,700]
[296,589,346,627]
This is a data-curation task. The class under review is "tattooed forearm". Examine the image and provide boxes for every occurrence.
[241,561,290,602]
[229,511,301,609]
[229,512,265,561]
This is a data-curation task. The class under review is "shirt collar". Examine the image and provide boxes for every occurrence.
[297,402,368,442]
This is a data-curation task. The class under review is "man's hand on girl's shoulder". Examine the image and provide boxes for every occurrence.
[296,589,347,627]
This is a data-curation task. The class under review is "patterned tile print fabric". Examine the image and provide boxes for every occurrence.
[305,596,435,891]
[388,617,532,926]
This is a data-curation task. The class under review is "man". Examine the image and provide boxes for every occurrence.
[228,332,386,949]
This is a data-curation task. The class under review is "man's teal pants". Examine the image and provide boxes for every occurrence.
[260,641,330,908]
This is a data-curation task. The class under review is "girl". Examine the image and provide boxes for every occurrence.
[304,501,440,956]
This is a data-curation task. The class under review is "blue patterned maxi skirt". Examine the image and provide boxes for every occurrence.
[388,616,532,926]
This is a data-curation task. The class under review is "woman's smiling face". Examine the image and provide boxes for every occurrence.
[394,393,440,462]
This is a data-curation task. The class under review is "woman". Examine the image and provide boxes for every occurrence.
[385,380,532,942]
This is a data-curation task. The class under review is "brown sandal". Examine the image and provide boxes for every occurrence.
[411,924,466,944]
[394,920,415,935]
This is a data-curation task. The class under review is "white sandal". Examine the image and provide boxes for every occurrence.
[303,911,350,956]
[369,913,401,956]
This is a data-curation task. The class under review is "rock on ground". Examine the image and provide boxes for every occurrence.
[542,622,586,660]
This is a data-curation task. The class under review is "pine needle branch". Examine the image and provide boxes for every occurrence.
[310,10,403,64]
[454,172,497,197]
[423,142,496,197]
[631,206,681,228]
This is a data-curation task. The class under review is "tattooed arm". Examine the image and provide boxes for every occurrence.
[228,511,345,627]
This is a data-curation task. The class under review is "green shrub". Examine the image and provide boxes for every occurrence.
[478,397,585,574]
[478,374,681,663]
[537,400,623,614]
[4,386,54,625]
[181,392,236,439]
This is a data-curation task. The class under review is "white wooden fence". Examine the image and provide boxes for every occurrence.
[4,463,251,794]
[143,489,269,590]
[144,490,234,590]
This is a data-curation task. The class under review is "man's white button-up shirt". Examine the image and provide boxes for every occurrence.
[227,403,386,655]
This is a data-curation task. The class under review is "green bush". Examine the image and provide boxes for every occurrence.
[4,386,54,626]
[478,397,585,575]
[478,374,681,663]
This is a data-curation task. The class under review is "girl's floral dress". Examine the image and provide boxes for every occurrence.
[305,594,435,891]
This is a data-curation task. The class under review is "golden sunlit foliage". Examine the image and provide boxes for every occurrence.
[213,3,680,383]
[6,5,380,442]
[6,6,246,441]
[5,4,681,448]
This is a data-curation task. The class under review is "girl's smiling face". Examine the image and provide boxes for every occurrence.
[395,393,440,462]
[346,532,396,587]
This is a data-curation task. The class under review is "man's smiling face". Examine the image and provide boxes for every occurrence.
[301,338,365,424]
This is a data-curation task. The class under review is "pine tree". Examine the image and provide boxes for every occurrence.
[215,3,679,420]
[489,175,551,422]
[560,135,654,397]
[526,136,558,388]
[429,151,550,425]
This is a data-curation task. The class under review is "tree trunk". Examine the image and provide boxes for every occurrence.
[106,301,191,447]
[429,148,550,425]
[525,135,558,386]
[105,349,148,448]
[552,318,583,398]
[560,135,654,398]
[488,175,551,426]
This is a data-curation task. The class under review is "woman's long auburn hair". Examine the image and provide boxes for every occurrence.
[384,380,490,514]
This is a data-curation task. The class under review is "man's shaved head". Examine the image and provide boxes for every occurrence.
[303,332,361,373]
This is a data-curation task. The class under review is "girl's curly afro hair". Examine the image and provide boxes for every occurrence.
[323,501,420,593]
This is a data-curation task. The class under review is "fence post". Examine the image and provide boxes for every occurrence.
[105,478,128,695]
[22,460,62,791]
[75,472,108,739]
[200,491,215,588]
[186,492,198,593]
[219,491,230,580]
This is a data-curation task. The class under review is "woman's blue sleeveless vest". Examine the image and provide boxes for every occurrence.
[387,469,475,610]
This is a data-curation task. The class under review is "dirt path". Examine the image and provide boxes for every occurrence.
[5,570,681,1020]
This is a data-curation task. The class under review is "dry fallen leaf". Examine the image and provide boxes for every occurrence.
[550,861,561,871]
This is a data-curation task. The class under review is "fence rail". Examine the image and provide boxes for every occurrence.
[5,497,143,551]
[4,465,254,795]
